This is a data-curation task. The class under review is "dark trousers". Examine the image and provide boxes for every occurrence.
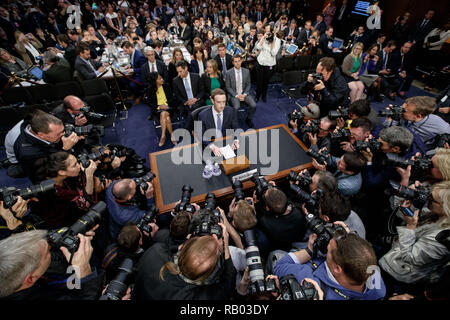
[255,62,275,101]
[396,73,413,93]
[380,75,401,95]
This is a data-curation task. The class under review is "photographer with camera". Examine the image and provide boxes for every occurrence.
[301,116,336,151]
[379,181,450,295]
[31,151,97,230]
[0,228,102,300]
[0,196,34,240]
[288,103,320,131]
[272,222,386,300]
[252,178,307,258]
[330,117,372,157]
[106,177,156,241]
[134,213,236,300]
[14,110,83,183]
[254,23,281,102]
[295,57,349,117]
[311,146,367,197]
[382,96,450,154]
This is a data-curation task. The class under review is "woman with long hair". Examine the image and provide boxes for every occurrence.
[13,31,43,66]
[105,3,123,37]
[190,47,207,77]
[201,59,226,105]
[168,47,190,83]
[0,48,27,75]
[341,42,365,103]
[146,71,178,147]
[359,43,383,101]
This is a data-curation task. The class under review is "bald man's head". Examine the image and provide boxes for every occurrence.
[63,95,85,115]
[112,179,136,202]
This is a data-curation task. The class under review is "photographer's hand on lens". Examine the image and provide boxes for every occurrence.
[289,119,298,130]
[0,197,28,230]
[336,117,346,129]
[143,182,154,199]
[307,132,318,146]
[312,158,327,171]
[84,160,98,176]
[360,147,373,162]
[237,266,250,296]
[340,141,355,152]
[396,164,412,187]
[59,234,93,278]
[62,132,83,151]
[332,221,350,234]
[314,80,325,91]
[74,114,88,126]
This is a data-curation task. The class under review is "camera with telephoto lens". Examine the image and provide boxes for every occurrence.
[386,180,431,210]
[311,73,324,85]
[354,139,382,153]
[79,106,107,120]
[305,212,345,255]
[381,154,433,181]
[191,210,223,239]
[64,124,105,137]
[299,119,320,135]
[136,204,159,234]
[290,184,322,215]
[435,133,449,148]
[288,110,304,125]
[251,173,273,202]
[307,144,331,167]
[232,180,246,201]
[77,147,108,168]
[330,128,351,143]
[204,192,221,220]
[47,201,106,253]
[287,170,312,189]
[174,185,195,214]
[244,229,277,295]
[133,171,156,192]
[99,258,134,300]
[378,105,404,121]
[328,108,349,120]
[279,274,319,300]
[0,179,55,209]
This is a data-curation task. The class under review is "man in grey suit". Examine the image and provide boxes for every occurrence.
[74,42,105,80]
[225,54,257,128]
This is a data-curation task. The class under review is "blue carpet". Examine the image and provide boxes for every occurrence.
[0,83,435,189]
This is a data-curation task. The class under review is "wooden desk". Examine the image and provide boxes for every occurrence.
[149,124,312,213]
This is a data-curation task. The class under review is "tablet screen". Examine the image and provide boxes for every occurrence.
[286,44,298,55]
[28,66,43,80]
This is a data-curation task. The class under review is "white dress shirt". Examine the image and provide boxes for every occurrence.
[256,37,281,67]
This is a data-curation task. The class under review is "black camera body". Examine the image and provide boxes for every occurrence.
[79,106,107,120]
[0,179,55,209]
[354,139,382,153]
[251,173,273,202]
[311,73,323,85]
[232,180,246,201]
[290,184,322,215]
[299,119,320,135]
[435,133,449,148]
[77,147,108,168]
[279,274,319,300]
[287,170,312,189]
[305,213,345,255]
[136,204,159,234]
[328,108,349,120]
[382,154,433,180]
[99,258,134,300]
[191,211,223,239]
[288,110,304,123]
[330,128,351,143]
[133,171,156,192]
[174,185,195,214]
[204,192,221,220]
[378,105,404,121]
[386,180,431,209]
[64,124,105,137]
[47,201,106,253]
[307,144,331,167]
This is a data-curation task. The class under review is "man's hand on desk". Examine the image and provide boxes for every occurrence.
[210,144,222,157]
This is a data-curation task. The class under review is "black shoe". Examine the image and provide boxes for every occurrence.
[245,118,254,128]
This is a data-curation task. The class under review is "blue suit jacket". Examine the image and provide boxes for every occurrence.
[197,105,239,147]
[131,49,147,81]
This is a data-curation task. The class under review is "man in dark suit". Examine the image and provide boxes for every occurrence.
[312,13,327,35]
[284,19,299,43]
[141,47,169,86]
[253,4,265,23]
[319,27,339,56]
[95,25,111,46]
[335,0,352,37]
[225,54,257,128]
[172,60,204,129]
[408,9,435,47]
[42,51,72,84]
[296,20,313,47]
[197,88,240,156]
[214,43,233,80]
[390,41,414,99]
[74,42,105,80]
[346,25,368,48]
[375,40,401,101]
[178,17,192,52]
[122,41,147,99]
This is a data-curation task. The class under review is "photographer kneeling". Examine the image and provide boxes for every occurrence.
[379,181,450,295]
[295,57,349,117]
[133,209,236,300]
[272,222,386,300]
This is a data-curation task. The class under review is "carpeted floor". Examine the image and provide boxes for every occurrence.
[0,82,435,189]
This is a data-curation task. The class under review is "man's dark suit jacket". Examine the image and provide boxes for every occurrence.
[197,105,239,146]
[375,49,395,73]
[319,34,333,55]
[312,20,327,35]
[74,55,102,80]
[214,54,233,76]
[141,60,169,86]
[389,49,413,74]
[172,73,204,107]
[130,49,147,81]
[296,28,312,46]
[409,19,435,44]
[43,58,73,84]
[284,27,299,40]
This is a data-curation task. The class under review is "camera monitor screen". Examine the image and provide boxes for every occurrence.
[286,44,298,55]
[351,1,371,17]
[28,66,43,80]
[332,38,343,49]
